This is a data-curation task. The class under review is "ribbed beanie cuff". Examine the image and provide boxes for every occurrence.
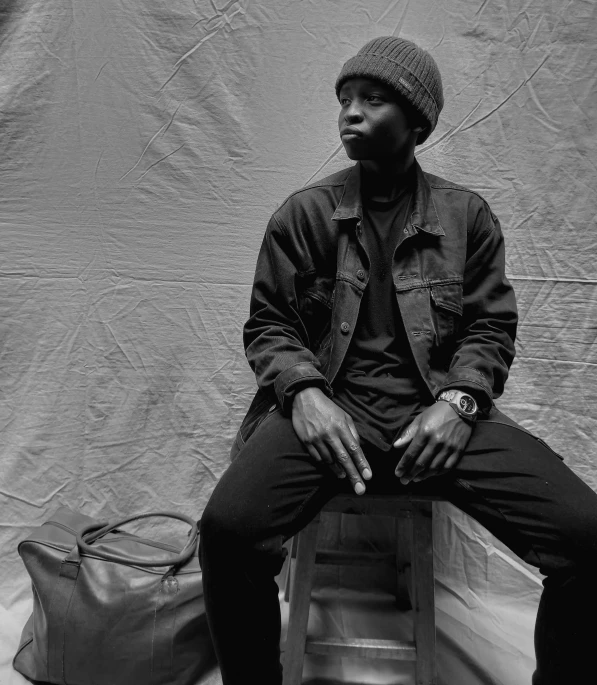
[335,36,444,144]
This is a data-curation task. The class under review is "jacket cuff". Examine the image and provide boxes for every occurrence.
[437,367,493,415]
[274,362,333,414]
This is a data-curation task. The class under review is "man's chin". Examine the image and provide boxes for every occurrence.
[342,147,368,161]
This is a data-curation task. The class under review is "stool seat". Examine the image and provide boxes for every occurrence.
[281,493,443,685]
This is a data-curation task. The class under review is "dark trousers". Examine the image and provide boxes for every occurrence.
[199,410,597,685]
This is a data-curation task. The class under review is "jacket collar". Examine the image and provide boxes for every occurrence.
[331,159,444,236]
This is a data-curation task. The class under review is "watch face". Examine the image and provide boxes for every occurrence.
[459,395,476,415]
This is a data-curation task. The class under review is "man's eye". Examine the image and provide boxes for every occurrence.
[368,95,383,103]
[340,98,350,106]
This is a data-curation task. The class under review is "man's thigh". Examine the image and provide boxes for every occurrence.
[205,410,341,544]
[443,420,597,574]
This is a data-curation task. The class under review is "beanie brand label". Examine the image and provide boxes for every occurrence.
[399,77,413,91]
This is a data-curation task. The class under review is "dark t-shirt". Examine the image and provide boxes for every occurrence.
[332,182,428,451]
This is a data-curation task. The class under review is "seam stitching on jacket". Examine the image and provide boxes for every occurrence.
[456,365,490,379]
[429,181,490,204]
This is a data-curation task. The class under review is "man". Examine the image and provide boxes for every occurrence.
[200,36,597,685]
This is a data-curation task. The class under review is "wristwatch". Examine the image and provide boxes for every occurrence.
[437,389,478,424]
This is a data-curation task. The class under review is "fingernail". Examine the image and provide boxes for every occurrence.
[363,468,372,480]
[355,482,365,495]
[400,477,410,485]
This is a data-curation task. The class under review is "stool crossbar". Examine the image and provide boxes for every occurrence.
[281,493,442,685]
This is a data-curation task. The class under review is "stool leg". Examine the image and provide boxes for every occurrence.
[395,516,413,609]
[282,516,320,685]
[284,535,299,602]
[411,503,437,685]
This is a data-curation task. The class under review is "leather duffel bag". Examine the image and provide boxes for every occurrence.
[13,507,215,685]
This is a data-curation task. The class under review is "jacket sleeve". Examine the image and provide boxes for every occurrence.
[437,202,518,413]
[243,214,332,413]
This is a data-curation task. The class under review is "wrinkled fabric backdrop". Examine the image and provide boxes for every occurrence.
[1,1,595,683]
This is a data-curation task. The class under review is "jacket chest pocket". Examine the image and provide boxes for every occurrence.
[299,277,334,352]
[430,282,463,345]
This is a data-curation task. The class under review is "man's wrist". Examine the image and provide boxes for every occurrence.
[292,384,326,407]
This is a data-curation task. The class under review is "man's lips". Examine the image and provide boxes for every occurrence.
[340,127,363,138]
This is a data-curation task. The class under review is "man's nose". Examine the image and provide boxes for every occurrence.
[344,101,364,122]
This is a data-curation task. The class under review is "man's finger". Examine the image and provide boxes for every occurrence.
[317,442,347,479]
[410,445,450,482]
[413,446,464,482]
[331,439,367,495]
[306,445,322,462]
[393,418,419,449]
[346,439,372,480]
[443,449,464,471]
[344,418,372,480]
[402,443,440,483]
[346,415,361,446]
[395,433,427,479]
[412,469,440,483]
[313,440,334,465]
[306,444,345,478]
[329,462,347,479]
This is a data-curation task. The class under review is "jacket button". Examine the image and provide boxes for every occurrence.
[356,269,365,281]
[340,322,350,334]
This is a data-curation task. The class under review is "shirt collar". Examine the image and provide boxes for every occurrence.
[332,159,445,236]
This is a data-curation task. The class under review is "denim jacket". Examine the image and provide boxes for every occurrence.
[235,160,518,452]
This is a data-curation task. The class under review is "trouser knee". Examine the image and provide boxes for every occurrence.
[199,497,241,563]
[199,494,287,577]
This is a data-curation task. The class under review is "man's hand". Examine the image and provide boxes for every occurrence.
[394,402,473,484]
[292,387,372,495]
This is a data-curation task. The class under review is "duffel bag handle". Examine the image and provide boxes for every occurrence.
[76,512,199,569]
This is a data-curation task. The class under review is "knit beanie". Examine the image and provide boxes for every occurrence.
[335,36,444,144]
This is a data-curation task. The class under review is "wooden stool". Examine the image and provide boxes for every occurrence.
[281,493,442,685]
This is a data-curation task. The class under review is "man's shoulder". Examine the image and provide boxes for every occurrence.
[301,166,354,190]
[274,166,353,216]
[421,168,500,244]
[424,170,490,207]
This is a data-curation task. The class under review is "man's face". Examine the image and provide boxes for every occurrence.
[337,78,422,161]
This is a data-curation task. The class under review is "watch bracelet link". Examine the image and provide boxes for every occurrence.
[436,389,478,423]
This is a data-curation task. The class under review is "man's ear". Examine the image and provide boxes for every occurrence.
[415,126,429,145]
